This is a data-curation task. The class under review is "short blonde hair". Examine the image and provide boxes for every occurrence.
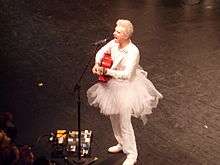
[116,19,134,38]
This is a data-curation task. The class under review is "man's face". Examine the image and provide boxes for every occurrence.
[113,26,128,44]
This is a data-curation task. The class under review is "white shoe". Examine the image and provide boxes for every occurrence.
[122,157,137,165]
[108,144,122,153]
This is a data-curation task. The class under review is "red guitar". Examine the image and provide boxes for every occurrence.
[98,53,113,82]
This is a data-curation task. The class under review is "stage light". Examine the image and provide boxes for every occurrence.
[48,132,56,142]
[49,129,93,158]
[37,82,44,87]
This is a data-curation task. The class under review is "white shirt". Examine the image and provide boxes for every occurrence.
[95,39,140,80]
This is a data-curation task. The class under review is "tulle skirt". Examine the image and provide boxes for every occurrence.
[87,69,163,123]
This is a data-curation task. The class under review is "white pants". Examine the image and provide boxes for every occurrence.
[110,113,138,159]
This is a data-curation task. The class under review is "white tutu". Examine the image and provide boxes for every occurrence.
[87,69,163,123]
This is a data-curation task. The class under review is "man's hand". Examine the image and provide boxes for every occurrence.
[97,67,107,75]
[92,64,107,75]
[92,64,99,75]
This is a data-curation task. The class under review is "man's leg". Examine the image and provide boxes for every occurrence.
[109,115,123,153]
[120,112,138,162]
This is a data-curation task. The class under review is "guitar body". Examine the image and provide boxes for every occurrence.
[98,53,113,82]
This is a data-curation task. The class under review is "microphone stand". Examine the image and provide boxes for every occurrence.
[70,44,102,165]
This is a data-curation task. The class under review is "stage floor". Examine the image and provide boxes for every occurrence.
[1,0,220,164]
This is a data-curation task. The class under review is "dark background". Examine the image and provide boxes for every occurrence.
[1,0,220,164]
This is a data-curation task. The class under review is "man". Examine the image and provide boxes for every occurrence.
[87,19,163,165]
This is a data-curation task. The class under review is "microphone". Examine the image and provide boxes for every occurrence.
[92,38,111,46]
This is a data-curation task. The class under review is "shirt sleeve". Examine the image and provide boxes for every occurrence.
[106,47,140,80]
[95,40,114,64]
